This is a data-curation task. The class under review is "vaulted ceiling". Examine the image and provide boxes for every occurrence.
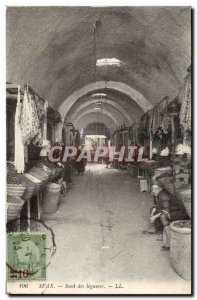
[7,6,191,131]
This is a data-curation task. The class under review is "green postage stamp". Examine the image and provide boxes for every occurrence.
[7,233,46,281]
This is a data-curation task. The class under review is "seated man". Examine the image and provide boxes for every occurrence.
[142,183,165,235]
[143,182,188,251]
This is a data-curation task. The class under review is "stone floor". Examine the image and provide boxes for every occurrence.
[42,163,191,294]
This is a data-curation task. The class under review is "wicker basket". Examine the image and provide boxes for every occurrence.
[170,220,191,280]
[182,200,191,219]
[7,184,26,198]
[22,186,36,201]
[23,173,43,194]
[7,161,17,173]
[179,190,191,218]
[28,167,48,182]
[42,183,61,213]
[7,195,24,222]
[14,174,36,201]
[34,161,53,176]
[27,168,48,195]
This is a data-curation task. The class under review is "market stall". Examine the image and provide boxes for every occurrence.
[157,67,191,221]
[6,83,71,232]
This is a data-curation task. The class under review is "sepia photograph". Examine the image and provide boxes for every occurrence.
[5,5,192,295]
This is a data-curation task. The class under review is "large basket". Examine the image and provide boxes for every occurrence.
[23,173,43,194]
[28,167,49,180]
[34,161,53,176]
[178,190,191,218]
[15,174,36,201]
[7,195,25,222]
[28,167,49,181]
[170,220,191,280]
[7,184,26,198]
[42,183,61,213]
[7,161,17,173]
[182,200,191,219]
[154,166,173,179]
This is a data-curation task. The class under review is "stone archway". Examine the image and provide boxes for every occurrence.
[74,109,119,127]
[66,98,133,125]
[58,81,152,121]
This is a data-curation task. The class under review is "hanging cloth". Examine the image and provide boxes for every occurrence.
[14,86,25,173]
[161,115,171,134]
[20,90,32,145]
[43,100,48,140]
[35,96,46,121]
[152,107,159,134]
[152,98,168,134]
[30,94,39,139]
[185,98,191,131]
[161,101,170,134]
[148,110,154,133]
[30,95,43,146]
[133,123,139,145]
[180,70,191,132]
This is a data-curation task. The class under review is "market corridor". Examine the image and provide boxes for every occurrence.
[43,164,190,294]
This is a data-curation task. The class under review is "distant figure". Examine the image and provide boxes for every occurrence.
[105,145,110,168]
[75,146,85,175]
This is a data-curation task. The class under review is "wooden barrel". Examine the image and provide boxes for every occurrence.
[170,220,191,281]
[7,184,26,198]
[42,183,61,214]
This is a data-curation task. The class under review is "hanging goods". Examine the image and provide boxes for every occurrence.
[152,97,168,134]
[161,100,170,134]
[29,94,43,146]
[148,110,154,133]
[180,69,191,133]
[161,115,171,134]
[43,100,48,139]
[14,86,25,173]
[20,89,32,145]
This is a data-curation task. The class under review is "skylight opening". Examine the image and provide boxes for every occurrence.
[96,58,122,67]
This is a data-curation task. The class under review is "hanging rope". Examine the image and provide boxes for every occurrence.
[93,19,99,79]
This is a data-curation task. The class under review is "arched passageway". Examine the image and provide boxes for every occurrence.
[59,81,152,122]
[6,6,191,295]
